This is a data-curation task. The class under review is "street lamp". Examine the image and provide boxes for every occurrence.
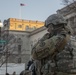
[0,22,3,52]
[0,22,3,27]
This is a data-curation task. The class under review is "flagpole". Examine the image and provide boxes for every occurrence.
[19,3,25,19]
[19,5,22,19]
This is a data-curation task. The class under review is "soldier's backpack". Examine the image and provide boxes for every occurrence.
[41,36,76,75]
[55,36,76,73]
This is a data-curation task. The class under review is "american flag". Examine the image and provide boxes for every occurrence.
[20,3,25,6]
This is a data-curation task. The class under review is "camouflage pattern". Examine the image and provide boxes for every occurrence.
[31,14,76,75]
[32,35,76,75]
[32,34,70,60]
[45,14,67,28]
[24,70,32,75]
[40,36,76,74]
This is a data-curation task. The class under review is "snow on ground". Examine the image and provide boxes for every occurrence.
[0,63,25,75]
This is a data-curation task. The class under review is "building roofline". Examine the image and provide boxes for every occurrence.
[8,18,44,23]
[57,1,76,12]
[9,30,31,33]
[8,26,46,36]
[57,2,76,17]
[29,26,46,36]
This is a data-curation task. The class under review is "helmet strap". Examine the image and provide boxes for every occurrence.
[53,25,64,35]
[53,25,64,31]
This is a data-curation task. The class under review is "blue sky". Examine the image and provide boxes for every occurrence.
[0,0,64,22]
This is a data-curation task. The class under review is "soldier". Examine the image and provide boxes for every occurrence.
[31,14,75,75]
[12,71,16,75]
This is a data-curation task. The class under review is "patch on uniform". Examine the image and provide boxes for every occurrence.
[39,41,45,47]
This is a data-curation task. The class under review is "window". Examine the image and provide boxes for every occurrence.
[18,45,21,53]
[26,25,29,29]
[33,26,36,29]
[18,25,22,28]
[18,58,21,63]
[17,38,22,44]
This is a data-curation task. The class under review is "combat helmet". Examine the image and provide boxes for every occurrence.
[45,14,67,28]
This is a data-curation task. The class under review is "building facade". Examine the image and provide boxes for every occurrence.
[3,18,44,32]
[0,26,47,67]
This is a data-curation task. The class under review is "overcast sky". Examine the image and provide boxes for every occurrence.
[0,0,64,22]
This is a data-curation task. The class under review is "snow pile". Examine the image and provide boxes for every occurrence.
[0,63,25,75]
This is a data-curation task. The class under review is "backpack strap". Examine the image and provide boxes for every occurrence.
[51,34,70,60]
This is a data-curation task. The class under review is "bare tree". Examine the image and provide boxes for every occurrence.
[61,0,76,5]
[61,0,76,11]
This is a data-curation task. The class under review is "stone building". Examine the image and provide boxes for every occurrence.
[3,18,44,31]
[0,18,44,66]
[0,24,47,66]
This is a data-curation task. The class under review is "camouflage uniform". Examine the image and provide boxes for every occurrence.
[31,14,76,75]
